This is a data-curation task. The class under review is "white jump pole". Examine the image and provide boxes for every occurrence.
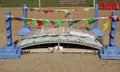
[93,0,96,7]
[39,0,41,7]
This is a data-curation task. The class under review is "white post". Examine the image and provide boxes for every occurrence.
[93,0,96,7]
[58,42,60,47]
[39,0,41,7]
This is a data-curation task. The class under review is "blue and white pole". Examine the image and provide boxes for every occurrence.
[18,4,32,36]
[0,11,21,58]
[90,4,104,36]
[99,11,120,59]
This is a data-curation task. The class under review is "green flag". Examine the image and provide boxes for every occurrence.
[87,18,97,24]
[42,19,49,25]
[32,19,37,26]
[54,20,62,28]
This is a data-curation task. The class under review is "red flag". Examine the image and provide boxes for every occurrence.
[117,17,120,22]
[43,10,53,13]
[37,8,42,11]
[109,15,113,19]
[50,20,56,28]
[30,8,34,11]
[37,19,42,26]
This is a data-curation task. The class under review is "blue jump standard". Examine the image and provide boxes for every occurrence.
[99,11,120,59]
[0,12,21,58]
[90,4,104,36]
[18,4,32,36]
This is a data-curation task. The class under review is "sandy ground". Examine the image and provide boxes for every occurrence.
[0,8,120,72]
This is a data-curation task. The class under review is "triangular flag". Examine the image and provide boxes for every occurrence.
[68,20,74,27]
[32,19,37,26]
[50,20,56,28]
[36,8,42,11]
[30,8,34,11]
[87,18,97,24]
[12,16,23,21]
[84,8,89,11]
[59,9,68,13]
[43,10,49,14]
[54,20,62,28]
[103,21,109,31]
[64,12,71,18]
[117,17,120,22]
[74,20,80,24]
[42,19,49,25]
[34,8,39,10]
[37,19,43,26]
[26,18,32,25]
[42,9,53,13]
[48,10,53,13]
[12,17,21,20]
[68,20,80,27]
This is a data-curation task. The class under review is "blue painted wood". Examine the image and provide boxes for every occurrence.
[23,4,28,28]
[5,12,12,46]
[0,11,21,58]
[109,11,117,46]
[17,4,32,36]
[90,4,104,36]
[99,11,120,60]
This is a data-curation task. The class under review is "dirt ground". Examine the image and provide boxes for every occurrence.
[0,8,120,72]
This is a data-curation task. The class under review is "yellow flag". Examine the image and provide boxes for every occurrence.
[26,18,32,25]
[103,21,109,31]
[84,8,89,11]
[60,9,68,13]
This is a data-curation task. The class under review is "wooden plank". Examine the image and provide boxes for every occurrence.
[22,48,98,54]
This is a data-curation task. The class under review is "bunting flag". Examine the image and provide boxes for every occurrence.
[50,20,56,28]
[84,8,89,11]
[26,18,32,25]
[117,17,120,22]
[68,20,80,27]
[30,7,94,12]
[42,19,49,25]
[68,20,74,27]
[64,12,71,18]
[32,19,38,26]
[12,16,111,28]
[103,21,109,31]
[37,19,43,26]
[57,9,68,13]
[29,8,70,17]
[87,18,97,24]
[29,7,95,18]
[43,10,54,14]
[54,20,62,28]
[30,8,35,11]
[74,20,80,24]
[12,16,23,21]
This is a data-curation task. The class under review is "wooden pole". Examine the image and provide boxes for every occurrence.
[93,0,96,7]
[39,0,41,7]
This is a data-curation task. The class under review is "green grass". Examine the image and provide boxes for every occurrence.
[0,0,120,7]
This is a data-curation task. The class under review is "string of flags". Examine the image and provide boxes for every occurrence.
[29,7,94,18]
[12,16,119,28]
